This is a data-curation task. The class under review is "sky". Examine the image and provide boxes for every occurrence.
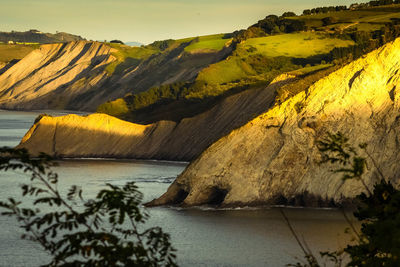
[1,0,362,44]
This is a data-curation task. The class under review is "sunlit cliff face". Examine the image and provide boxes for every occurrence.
[19,113,158,158]
[151,37,400,207]
[16,37,400,207]
[0,41,115,110]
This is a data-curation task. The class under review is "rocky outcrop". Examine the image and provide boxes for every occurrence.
[16,76,296,160]
[149,38,400,207]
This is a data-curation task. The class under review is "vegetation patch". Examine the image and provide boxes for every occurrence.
[189,55,298,99]
[288,63,333,76]
[240,32,354,58]
[185,32,351,100]
[0,43,38,63]
[97,98,130,117]
[97,3,400,124]
[183,34,231,53]
[105,43,158,75]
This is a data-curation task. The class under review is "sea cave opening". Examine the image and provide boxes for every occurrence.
[207,187,228,206]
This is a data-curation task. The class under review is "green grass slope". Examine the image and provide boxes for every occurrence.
[183,34,231,53]
[105,43,159,75]
[187,32,353,99]
[0,43,38,63]
[241,32,354,58]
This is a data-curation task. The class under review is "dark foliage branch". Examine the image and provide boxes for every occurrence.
[0,147,177,267]
[288,132,400,266]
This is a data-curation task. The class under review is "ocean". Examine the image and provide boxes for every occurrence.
[0,110,353,266]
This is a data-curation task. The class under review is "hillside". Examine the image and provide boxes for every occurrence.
[0,43,39,63]
[0,39,231,111]
[0,30,84,80]
[0,43,38,75]
[149,37,400,207]
[0,41,115,110]
[98,3,400,122]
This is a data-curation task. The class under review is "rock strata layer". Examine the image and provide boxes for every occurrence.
[149,38,400,207]
[0,41,231,111]
[0,41,114,110]
[17,78,288,160]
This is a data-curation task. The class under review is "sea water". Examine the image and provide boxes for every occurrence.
[0,110,354,267]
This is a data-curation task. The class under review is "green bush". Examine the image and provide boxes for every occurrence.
[290,132,400,266]
[148,39,175,51]
[124,82,191,111]
[0,148,177,266]
[322,17,338,26]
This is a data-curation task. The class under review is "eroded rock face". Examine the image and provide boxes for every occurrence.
[18,114,175,159]
[0,41,115,110]
[17,78,286,160]
[149,38,400,207]
[0,40,233,111]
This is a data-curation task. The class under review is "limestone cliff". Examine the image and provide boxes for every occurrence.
[17,77,287,160]
[150,38,400,207]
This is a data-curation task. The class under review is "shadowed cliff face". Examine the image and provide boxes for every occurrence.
[149,38,400,207]
[17,77,287,160]
[0,41,231,111]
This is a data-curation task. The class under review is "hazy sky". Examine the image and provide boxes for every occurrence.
[1,0,361,44]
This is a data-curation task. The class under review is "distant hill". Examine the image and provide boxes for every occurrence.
[0,29,84,44]
[125,41,143,47]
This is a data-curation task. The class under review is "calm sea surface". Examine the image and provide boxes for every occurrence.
[0,110,354,267]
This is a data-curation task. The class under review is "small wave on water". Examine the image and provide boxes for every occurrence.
[272,205,338,211]
[165,205,270,211]
[160,204,339,212]
[135,176,176,184]
[86,176,177,186]
[61,158,189,166]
